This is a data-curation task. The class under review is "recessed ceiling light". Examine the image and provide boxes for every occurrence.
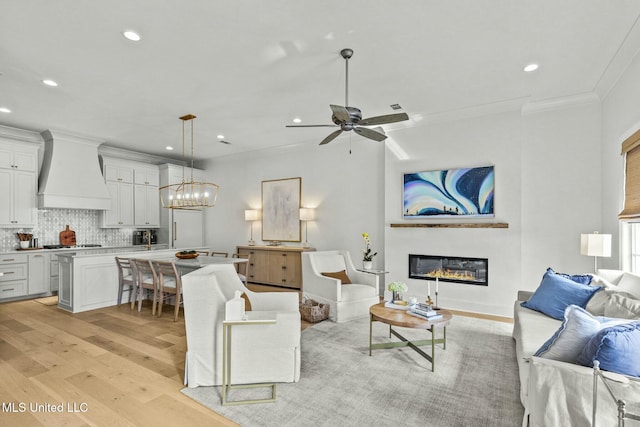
[293,117,302,123]
[123,30,141,41]
[0,107,11,113]
[42,79,58,87]
[217,134,224,139]
[166,146,174,151]
[524,63,539,72]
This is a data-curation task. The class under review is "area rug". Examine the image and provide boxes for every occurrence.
[34,296,58,306]
[181,315,523,427]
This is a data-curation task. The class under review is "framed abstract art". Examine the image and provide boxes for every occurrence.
[403,165,495,219]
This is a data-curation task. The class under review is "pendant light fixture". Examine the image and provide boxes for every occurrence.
[160,114,219,209]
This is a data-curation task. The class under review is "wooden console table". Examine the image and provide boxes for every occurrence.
[236,245,315,289]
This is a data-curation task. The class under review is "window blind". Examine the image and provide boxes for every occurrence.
[619,129,640,221]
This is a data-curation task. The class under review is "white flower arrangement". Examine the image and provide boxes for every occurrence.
[388,281,408,294]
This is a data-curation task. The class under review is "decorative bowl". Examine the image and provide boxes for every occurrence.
[175,252,199,259]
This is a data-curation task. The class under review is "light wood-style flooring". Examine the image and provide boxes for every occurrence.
[0,286,509,426]
[0,284,313,427]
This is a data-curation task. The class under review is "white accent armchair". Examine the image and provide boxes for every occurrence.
[302,250,379,323]
[181,264,301,388]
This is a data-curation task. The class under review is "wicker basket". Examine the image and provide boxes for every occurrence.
[299,298,329,323]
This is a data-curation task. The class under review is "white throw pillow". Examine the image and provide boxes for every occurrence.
[616,272,640,299]
[535,305,627,363]
[604,293,640,319]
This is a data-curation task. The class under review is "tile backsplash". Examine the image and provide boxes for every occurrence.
[1,209,137,252]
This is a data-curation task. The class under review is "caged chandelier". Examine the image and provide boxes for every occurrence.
[160,114,219,209]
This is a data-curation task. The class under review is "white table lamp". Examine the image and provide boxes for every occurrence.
[580,232,611,272]
[299,208,315,248]
[245,209,260,246]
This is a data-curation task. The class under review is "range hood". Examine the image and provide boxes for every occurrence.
[38,130,111,210]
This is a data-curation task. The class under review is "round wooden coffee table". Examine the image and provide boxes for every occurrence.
[369,302,452,372]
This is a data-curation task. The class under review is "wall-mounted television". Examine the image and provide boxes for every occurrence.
[403,165,494,219]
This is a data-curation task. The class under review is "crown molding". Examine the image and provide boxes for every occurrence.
[521,92,600,115]
[0,124,43,144]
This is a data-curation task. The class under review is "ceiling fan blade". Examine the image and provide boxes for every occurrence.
[330,104,350,123]
[354,126,387,142]
[286,124,337,128]
[358,112,409,126]
[319,129,343,145]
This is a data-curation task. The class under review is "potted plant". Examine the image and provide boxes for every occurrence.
[388,281,408,303]
[361,232,377,269]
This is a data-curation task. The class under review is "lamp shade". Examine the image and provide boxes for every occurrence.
[244,209,259,221]
[580,233,612,257]
[299,208,315,221]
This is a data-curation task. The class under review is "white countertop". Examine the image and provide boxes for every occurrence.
[1,244,168,256]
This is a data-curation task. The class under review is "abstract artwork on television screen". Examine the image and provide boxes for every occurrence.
[403,165,494,219]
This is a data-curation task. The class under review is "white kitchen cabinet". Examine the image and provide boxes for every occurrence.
[102,180,134,227]
[134,165,159,186]
[28,252,49,295]
[102,157,160,228]
[134,164,160,227]
[0,253,28,300]
[50,252,59,292]
[104,163,134,183]
[134,184,160,227]
[0,141,38,227]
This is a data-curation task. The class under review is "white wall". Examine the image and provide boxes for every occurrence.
[384,102,603,317]
[201,99,606,317]
[201,139,386,268]
[385,111,523,317]
[521,99,603,280]
[601,48,640,270]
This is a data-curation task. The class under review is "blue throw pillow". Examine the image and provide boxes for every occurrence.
[521,270,601,320]
[577,321,640,377]
[535,305,628,362]
[547,267,592,285]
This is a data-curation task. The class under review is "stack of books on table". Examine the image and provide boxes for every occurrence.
[408,303,443,320]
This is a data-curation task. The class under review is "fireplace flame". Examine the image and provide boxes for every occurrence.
[427,269,476,281]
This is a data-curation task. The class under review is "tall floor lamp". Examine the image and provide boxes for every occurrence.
[299,208,315,248]
[245,209,260,246]
[580,231,612,272]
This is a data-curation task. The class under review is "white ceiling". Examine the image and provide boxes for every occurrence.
[1,1,640,161]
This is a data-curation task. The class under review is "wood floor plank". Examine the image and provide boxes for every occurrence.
[0,361,85,427]
[83,335,181,380]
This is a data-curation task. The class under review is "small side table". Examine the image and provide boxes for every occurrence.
[222,319,277,406]
[357,268,389,296]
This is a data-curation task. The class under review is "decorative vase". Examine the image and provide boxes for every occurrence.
[392,291,402,303]
[363,260,373,270]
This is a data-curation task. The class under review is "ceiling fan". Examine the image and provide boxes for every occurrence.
[286,48,409,145]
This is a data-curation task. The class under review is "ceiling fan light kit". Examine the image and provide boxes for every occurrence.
[286,48,409,145]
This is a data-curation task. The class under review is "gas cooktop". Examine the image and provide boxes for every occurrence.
[43,244,103,249]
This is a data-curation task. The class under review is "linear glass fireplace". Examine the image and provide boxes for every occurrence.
[409,254,488,286]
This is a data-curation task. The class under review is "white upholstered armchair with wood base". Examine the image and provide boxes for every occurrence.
[181,264,301,389]
[302,250,379,323]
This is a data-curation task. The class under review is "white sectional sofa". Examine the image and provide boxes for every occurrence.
[513,269,640,426]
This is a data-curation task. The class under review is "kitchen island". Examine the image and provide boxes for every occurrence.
[57,249,244,313]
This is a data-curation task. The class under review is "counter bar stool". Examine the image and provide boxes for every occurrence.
[153,260,183,321]
[131,259,159,315]
[115,257,137,306]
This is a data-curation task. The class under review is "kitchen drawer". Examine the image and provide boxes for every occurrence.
[0,263,28,282]
[0,254,28,265]
[0,280,27,299]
